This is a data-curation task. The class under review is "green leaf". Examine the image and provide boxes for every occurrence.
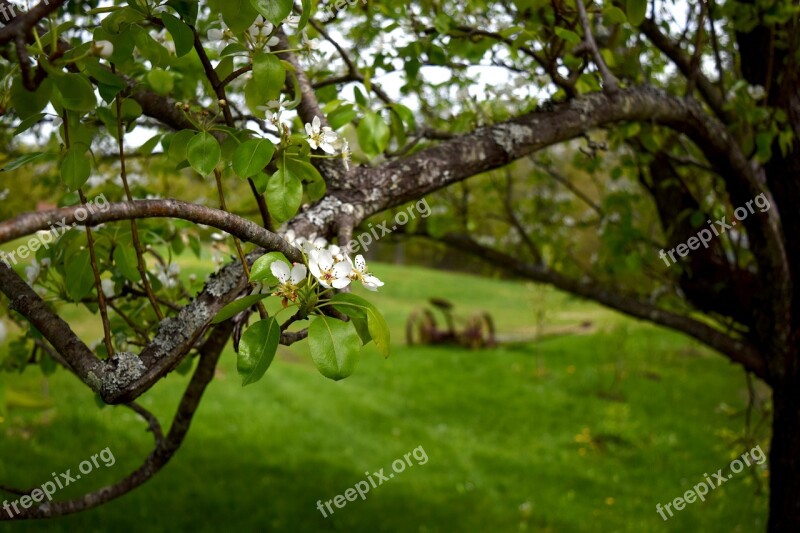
[250,251,290,284]
[133,26,170,67]
[603,6,628,25]
[0,152,51,172]
[84,60,127,102]
[213,0,257,33]
[168,129,196,162]
[327,104,357,130]
[357,112,391,157]
[391,103,416,130]
[233,138,275,178]
[266,166,303,223]
[113,241,140,283]
[160,12,194,57]
[117,99,143,122]
[166,0,199,24]
[61,147,92,191]
[65,249,96,302]
[11,77,53,119]
[139,134,163,156]
[626,0,647,26]
[250,0,292,25]
[213,293,270,324]
[298,0,312,30]
[54,74,96,112]
[237,317,281,385]
[308,316,361,380]
[555,27,581,44]
[13,113,47,135]
[187,132,221,175]
[285,157,323,184]
[331,293,390,357]
[285,158,326,201]
[246,53,285,114]
[147,69,174,95]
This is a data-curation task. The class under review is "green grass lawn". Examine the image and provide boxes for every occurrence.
[0,262,769,532]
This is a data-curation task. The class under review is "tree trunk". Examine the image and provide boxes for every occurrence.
[768,383,800,531]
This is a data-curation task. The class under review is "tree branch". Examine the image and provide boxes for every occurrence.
[1,321,232,520]
[431,232,768,381]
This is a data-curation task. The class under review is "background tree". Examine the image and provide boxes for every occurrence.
[0,0,797,529]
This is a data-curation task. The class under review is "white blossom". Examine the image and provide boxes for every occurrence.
[348,255,384,291]
[271,260,307,286]
[305,116,338,154]
[309,249,352,289]
[748,84,766,101]
[101,279,115,299]
[25,260,41,285]
[92,40,114,59]
[340,139,351,171]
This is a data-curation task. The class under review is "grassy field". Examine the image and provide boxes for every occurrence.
[0,261,769,532]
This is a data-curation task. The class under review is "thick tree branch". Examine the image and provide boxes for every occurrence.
[432,232,768,381]
[0,200,301,403]
[640,18,732,123]
[0,0,63,44]
[1,321,232,520]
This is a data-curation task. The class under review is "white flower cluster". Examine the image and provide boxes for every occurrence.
[25,257,50,286]
[156,263,181,289]
[304,116,351,170]
[207,14,302,54]
[282,230,383,291]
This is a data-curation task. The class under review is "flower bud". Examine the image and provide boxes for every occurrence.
[92,40,114,59]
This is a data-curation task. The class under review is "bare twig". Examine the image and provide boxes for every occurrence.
[575,0,619,94]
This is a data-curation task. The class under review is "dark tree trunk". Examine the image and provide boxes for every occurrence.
[768,383,800,532]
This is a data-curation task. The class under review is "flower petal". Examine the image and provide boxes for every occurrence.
[332,277,352,289]
[317,249,334,271]
[364,274,384,287]
[290,263,307,285]
[355,255,366,273]
[332,261,353,279]
[271,260,291,283]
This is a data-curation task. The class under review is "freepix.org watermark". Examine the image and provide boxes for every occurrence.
[344,198,431,254]
[658,193,771,267]
[3,447,115,518]
[655,444,767,521]
[0,194,110,267]
[315,445,428,518]
[0,0,51,23]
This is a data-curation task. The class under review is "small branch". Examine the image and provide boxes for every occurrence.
[310,19,394,105]
[281,329,308,345]
[124,402,164,445]
[1,322,232,520]
[0,0,63,45]
[79,188,115,357]
[213,168,268,320]
[113,74,163,320]
[575,0,619,95]
[190,19,272,229]
[62,109,113,357]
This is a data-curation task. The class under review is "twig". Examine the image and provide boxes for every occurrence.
[62,110,114,357]
[113,68,163,320]
[575,0,619,95]
[213,168,268,320]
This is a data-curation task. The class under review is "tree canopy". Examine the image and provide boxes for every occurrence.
[1,0,799,529]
